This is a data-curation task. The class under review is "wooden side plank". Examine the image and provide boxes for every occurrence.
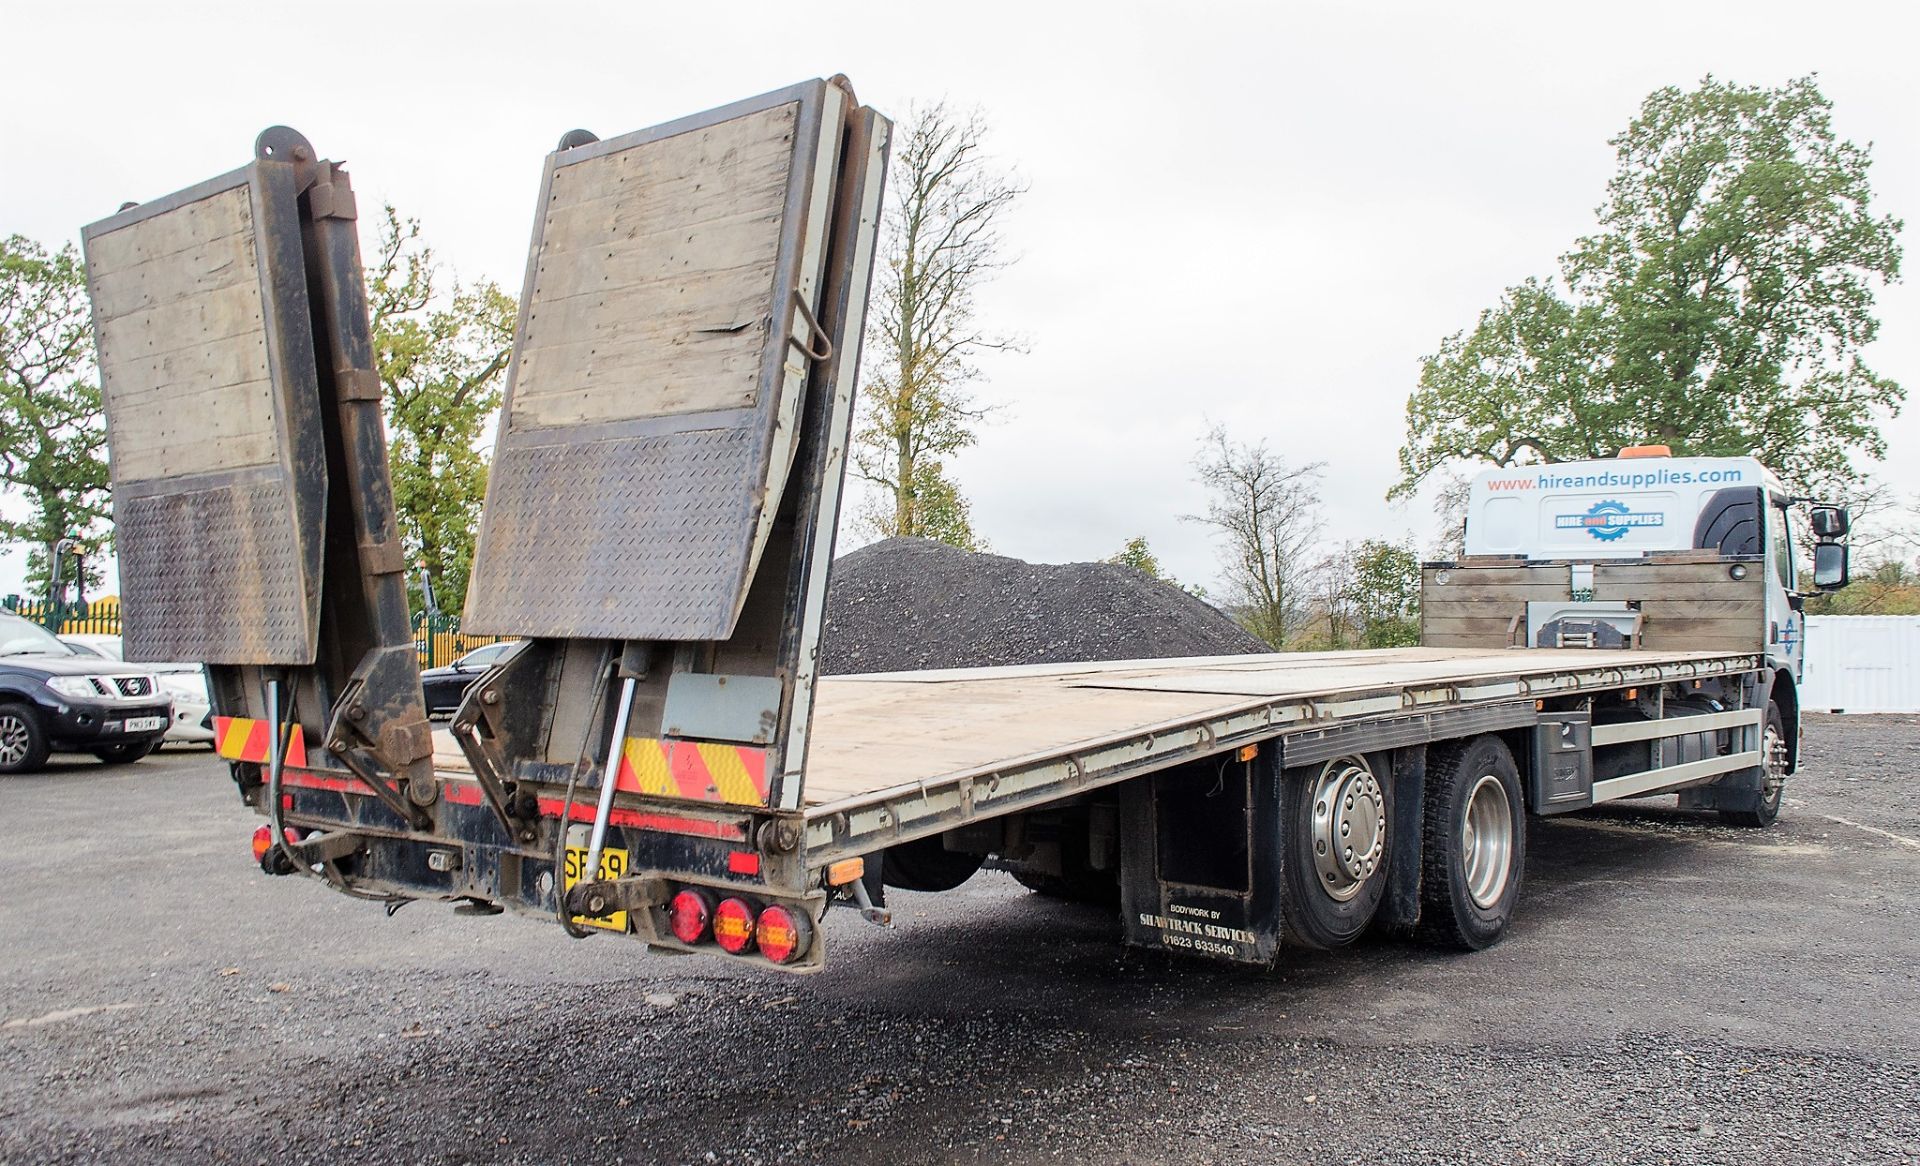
[1593,581,1765,602]
[1424,566,1570,586]
[1595,562,1765,585]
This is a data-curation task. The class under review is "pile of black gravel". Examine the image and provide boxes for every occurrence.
[819,537,1270,675]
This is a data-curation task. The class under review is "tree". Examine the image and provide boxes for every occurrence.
[1107,536,1164,579]
[1806,558,1920,616]
[1188,427,1325,647]
[0,236,109,597]
[1105,535,1205,597]
[1345,538,1422,648]
[852,101,1024,550]
[1395,76,1903,500]
[365,207,516,616]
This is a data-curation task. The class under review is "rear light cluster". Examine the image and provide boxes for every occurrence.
[251,824,302,874]
[667,887,813,965]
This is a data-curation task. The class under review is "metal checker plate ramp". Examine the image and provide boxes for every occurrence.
[464,81,845,641]
[82,165,325,664]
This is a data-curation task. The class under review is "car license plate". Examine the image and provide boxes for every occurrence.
[125,716,166,733]
[562,845,629,931]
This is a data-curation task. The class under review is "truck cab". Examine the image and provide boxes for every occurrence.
[1427,447,1852,827]
[1461,449,1833,679]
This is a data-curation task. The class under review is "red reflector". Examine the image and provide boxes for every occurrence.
[754,903,813,965]
[727,851,762,876]
[712,897,758,955]
[668,888,715,945]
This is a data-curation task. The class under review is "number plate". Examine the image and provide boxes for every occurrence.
[562,845,630,931]
[125,716,166,733]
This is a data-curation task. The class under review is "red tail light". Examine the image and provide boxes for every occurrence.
[252,825,300,873]
[251,825,297,862]
[712,897,758,955]
[668,888,716,944]
[755,903,813,965]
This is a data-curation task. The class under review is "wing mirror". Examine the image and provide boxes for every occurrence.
[1812,541,1850,592]
[1810,505,1850,539]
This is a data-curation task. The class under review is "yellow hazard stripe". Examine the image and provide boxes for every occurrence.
[697,742,761,806]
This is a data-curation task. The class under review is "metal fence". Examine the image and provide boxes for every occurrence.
[5,594,506,671]
[412,612,511,670]
[1,595,124,636]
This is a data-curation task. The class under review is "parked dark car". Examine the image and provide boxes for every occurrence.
[420,641,520,716]
[0,611,173,773]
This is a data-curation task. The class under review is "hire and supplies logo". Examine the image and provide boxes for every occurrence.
[1556,499,1665,542]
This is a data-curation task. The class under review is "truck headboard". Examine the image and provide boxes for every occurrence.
[1421,556,1767,654]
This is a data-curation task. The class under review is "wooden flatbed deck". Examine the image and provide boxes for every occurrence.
[433,646,1761,848]
[799,645,1755,802]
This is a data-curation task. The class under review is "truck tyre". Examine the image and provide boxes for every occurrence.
[1417,736,1526,952]
[881,834,985,893]
[1720,703,1787,828]
[0,703,51,774]
[94,740,156,765]
[1279,755,1392,949]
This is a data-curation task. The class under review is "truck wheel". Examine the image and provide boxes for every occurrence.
[1279,755,1391,949]
[1417,736,1526,951]
[1720,703,1787,828]
[881,834,985,893]
[94,740,156,765]
[0,703,52,774]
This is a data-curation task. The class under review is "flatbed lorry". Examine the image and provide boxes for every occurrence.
[81,78,1853,972]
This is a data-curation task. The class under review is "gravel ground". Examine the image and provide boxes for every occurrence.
[2,716,1917,1165]
[820,538,1268,674]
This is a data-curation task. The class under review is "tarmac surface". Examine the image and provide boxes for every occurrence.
[2,715,1917,1165]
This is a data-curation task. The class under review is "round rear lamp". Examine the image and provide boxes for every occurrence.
[755,904,814,965]
[667,888,716,945]
[252,825,300,874]
[712,897,758,955]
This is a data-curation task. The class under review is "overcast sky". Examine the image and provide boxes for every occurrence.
[4,0,1915,601]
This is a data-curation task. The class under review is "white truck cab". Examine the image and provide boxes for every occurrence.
[1460,449,1831,680]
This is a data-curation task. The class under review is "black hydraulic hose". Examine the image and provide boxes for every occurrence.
[264,674,399,905]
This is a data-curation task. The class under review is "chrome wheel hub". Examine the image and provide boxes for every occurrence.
[1761,722,1787,805]
[1462,773,1514,909]
[1311,759,1387,902]
[0,713,29,767]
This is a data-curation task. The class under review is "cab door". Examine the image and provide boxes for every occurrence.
[1764,496,1803,678]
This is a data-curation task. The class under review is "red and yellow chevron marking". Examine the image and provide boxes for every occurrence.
[614,737,769,806]
[213,716,307,768]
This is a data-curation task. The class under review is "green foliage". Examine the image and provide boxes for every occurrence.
[366,207,516,616]
[866,459,987,552]
[0,236,109,597]
[1804,558,1920,615]
[1345,539,1422,647]
[1106,535,1162,579]
[1105,535,1205,598]
[853,101,1023,551]
[1396,75,1903,499]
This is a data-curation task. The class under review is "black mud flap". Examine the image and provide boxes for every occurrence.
[1118,750,1283,966]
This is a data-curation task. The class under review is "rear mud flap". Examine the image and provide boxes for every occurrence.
[1118,752,1283,966]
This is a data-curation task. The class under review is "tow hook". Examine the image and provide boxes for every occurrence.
[849,878,892,928]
